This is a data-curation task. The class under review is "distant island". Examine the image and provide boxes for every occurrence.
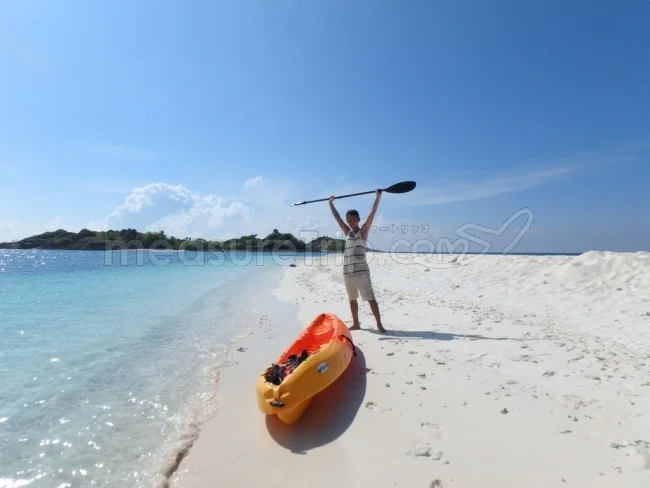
[0,228,346,253]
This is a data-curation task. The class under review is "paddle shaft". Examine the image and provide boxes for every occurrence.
[291,180,416,206]
[294,189,378,206]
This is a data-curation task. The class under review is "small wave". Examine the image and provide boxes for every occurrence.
[0,478,33,488]
[153,423,201,488]
[150,366,224,488]
[147,282,274,487]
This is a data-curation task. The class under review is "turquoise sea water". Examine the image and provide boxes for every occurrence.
[0,249,299,488]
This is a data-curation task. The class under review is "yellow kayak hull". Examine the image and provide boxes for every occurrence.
[256,312,356,424]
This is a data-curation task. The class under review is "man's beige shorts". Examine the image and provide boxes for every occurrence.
[344,271,376,301]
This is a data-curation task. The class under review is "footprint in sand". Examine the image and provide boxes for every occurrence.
[408,442,443,461]
[365,401,391,413]
[511,354,543,364]
[421,422,445,439]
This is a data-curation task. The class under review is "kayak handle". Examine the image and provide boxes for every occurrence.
[340,335,357,356]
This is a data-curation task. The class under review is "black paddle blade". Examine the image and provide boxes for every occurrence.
[383,180,416,193]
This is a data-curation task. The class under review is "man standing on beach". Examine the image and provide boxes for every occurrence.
[328,190,386,334]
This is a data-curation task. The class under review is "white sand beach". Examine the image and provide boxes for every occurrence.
[170,250,650,488]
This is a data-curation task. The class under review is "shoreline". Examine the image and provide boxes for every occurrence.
[152,263,294,488]
[170,251,650,488]
[6,246,644,256]
[167,263,305,488]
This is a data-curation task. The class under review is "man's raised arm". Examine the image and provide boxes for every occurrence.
[329,196,350,235]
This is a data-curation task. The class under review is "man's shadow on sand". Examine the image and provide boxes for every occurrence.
[367,329,532,342]
[265,346,367,454]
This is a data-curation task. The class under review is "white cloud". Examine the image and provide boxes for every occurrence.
[90,178,362,243]
[102,183,251,239]
[244,176,265,188]
[400,167,571,206]
[44,215,69,231]
[396,150,642,208]
[40,216,84,235]
[145,199,249,237]
[86,220,107,232]
[106,183,196,222]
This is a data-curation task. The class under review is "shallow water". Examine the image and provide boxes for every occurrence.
[0,249,298,487]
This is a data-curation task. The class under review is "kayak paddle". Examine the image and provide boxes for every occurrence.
[291,180,416,206]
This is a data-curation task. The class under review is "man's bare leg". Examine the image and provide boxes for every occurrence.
[349,299,360,330]
[368,299,386,333]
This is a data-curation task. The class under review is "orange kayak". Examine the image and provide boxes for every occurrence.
[256,312,356,424]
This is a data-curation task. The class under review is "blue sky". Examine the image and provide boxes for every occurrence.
[1,0,649,253]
